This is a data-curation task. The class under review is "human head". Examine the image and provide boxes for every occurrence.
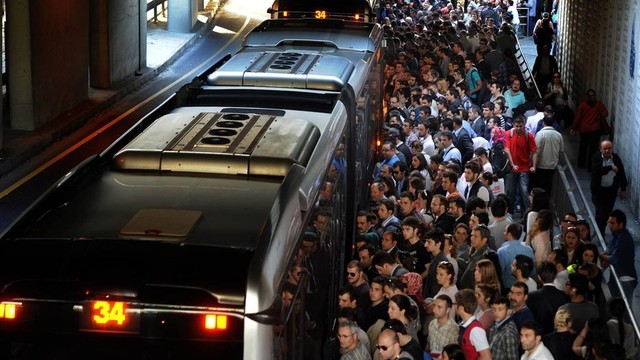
[441,344,465,360]
[338,285,358,309]
[536,261,557,284]
[369,276,387,304]
[425,228,445,255]
[492,296,511,323]
[599,139,613,160]
[608,209,627,232]
[388,294,417,321]
[470,224,490,250]
[520,321,544,353]
[436,260,455,287]
[358,244,377,268]
[553,309,572,332]
[454,289,477,316]
[563,227,580,249]
[337,320,359,352]
[582,243,599,264]
[346,260,365,286]
[504,222,523,241]
[475,283,497,310]
[512,254,534,279]
[509,282,529,309]
[376,329,402,360]
[432,294,453,320]
[431,194,448,216]
[377,198,396,222]
[565,272,590,298]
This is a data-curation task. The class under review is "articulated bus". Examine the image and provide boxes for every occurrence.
[0,3,384,359]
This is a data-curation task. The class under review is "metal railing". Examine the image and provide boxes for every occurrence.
[513,34,542,99]
[147,0,167,23]
[553,151,640,345]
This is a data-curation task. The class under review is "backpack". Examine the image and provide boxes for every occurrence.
[490,140,512,178]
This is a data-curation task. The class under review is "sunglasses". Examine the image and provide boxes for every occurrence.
[376,344,391,351]
[347,272,357,277]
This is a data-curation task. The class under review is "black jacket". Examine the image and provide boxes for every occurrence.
[590,152,627,192]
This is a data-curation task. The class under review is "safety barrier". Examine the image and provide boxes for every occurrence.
[147,0,167,23]
[553,151,640,346]
[513,34,542,99]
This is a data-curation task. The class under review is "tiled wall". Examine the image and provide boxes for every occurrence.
[558,0,640,216]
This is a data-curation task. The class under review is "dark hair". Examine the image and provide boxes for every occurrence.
[493,295,510,308]
[476,283,497,305]
[609,209,627,228]
[529,187,550,212]
[372,251,396,267]
[472,210,490,226]
[567,272,590,295]
[435,294,453,308]
[521,320,543,337]
[512,281,529,295]
[442,344,466,360]
[390,294,418,320]
[383,318,408,335]
[608,298,628,344]
[337,307,357,321]
[490,197,508,217]
[455,288,478,314]
[550,248,569,268]
[505,223,523,240]
[514,255,534,278]
[537,261,557,283]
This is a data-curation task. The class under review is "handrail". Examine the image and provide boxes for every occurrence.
[512,34,542,99]
[147,0,167,23]
[554,151,640,344]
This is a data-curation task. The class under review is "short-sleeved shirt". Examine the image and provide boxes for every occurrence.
[505,130,537,172]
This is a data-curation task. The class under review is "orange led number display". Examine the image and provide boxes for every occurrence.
[92,301,126,325]
[314,10,327,19]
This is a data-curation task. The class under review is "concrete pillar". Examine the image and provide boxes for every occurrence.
[168,0,198,33]
[90,0,147,89]
[7,0,89,131]
[0,2,4,149]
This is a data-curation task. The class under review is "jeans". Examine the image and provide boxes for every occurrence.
[506,171,530,213]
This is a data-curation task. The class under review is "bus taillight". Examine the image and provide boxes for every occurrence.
[205,314,228,330]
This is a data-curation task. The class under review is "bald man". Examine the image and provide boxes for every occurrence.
[376,329,413,360]
[590,140,627,233]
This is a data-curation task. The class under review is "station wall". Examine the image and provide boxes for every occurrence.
[557,0,640,217]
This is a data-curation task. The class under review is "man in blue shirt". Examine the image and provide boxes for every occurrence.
[498,223,534,293]
[601,209,637,307]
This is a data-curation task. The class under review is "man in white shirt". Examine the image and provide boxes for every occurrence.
[520,321,554,360]
[534,115,564,192]
[525,100,545,135]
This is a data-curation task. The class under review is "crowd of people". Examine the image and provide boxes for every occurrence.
[303,0,637,360]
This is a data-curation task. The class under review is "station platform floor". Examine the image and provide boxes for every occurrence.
[0,12,638,321]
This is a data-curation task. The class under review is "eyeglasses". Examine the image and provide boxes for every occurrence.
[375,344,392,351]
[560,219,574,224]
[347,272,357,277]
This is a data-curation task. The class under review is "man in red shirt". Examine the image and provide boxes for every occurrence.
[504,116,537,214]
[570,89,609,171]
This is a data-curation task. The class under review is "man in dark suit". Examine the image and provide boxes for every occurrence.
[452,116,474,166]
[430,194,455,234]
[526,261,570,335]
[590,139,627,234]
